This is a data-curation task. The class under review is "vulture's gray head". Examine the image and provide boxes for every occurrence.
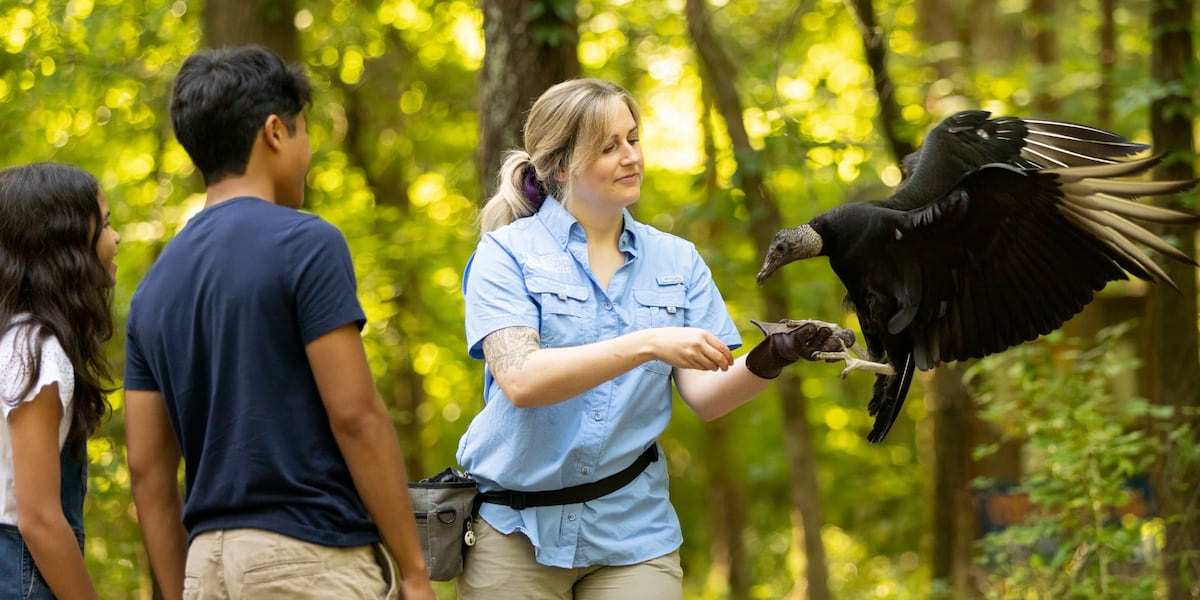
[756,224,823,285]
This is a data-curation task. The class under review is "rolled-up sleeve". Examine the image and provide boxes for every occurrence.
[463,234,540,360]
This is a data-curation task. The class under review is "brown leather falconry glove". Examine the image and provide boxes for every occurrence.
[745,319,857,379]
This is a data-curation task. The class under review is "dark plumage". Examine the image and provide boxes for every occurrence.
[757,110,1200,444]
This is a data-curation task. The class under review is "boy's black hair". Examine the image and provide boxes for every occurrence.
[170,45,312,186]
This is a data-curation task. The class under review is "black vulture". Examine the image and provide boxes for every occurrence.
[756,110,1200,444]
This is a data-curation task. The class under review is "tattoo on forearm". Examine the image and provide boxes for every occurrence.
[483,327,540,376]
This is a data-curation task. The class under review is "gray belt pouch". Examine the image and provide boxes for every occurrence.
[408,468,479,581]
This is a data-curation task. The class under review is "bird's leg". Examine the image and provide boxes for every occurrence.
[812,337,897,379]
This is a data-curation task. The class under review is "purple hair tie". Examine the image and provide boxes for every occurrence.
[522,168,547,208]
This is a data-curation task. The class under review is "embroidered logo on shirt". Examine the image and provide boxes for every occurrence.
[522,253,574,275]
[656,274,684,285]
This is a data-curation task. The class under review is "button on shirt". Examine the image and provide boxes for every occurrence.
[458,196,741,568]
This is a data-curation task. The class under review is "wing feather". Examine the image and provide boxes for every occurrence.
[1057,204,1179,289]
[1023,119,1150,157]
[889,111,1150,211]
[1042,154,1165,178]
[898,162,1193,365]
[1066,204,1197,265]
[956,272,987,358]
[1064,191,1200,224]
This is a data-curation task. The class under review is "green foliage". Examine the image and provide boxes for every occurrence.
[528,0,579,47]
[967,325,1172,598]
[0,0,1194,597]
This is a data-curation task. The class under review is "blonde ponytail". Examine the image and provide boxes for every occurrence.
[479,151,546,234]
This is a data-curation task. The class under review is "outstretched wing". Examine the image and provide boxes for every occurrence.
[889,155,1198,370]
[890,110,1149,211]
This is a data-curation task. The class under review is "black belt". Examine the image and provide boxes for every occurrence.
[479,444,659,510]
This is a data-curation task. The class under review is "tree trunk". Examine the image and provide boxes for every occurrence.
[203,0,298,61]
[923,364,983,599]
[967,0,1018,66]
[1029,0,1059,114]
[476,0,580,202]
[1097,0,1117,126]
[846,0,916,161]
[778,380,830,600]
[703,418,751,600]
[915,0,961,82]
[1148,1,1200,597]
[685,2,831,598]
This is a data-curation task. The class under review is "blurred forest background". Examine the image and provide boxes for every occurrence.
[2,0,1198,598]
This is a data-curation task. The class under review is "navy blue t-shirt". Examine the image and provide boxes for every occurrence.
[124,196,377,547]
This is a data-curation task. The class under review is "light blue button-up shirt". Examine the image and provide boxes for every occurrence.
[458,196,742,568]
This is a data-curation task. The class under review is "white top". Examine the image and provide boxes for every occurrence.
[0,316,74,526]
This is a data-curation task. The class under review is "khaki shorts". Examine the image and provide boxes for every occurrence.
[456,518,683,600]
[184,528,398,599]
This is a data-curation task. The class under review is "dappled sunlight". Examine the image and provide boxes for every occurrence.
[0,0,1192,596]
[822,526,928,598]
[643,93,705,171]
[175,193,206,227]
[378,0,429,30]
[881,163,903,187]
[339,47,365,84]
[580,19,629,69]
[1,8,35,53]
[824,406,850,430]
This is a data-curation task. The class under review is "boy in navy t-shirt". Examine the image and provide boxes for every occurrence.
[124,45,434,600]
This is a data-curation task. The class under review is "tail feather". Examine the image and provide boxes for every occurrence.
[866,353,917,444]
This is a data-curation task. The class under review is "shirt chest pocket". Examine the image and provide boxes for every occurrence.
[633,287,688,329]
[527,277,593,348]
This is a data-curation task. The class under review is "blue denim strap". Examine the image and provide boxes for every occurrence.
[58,443,86,535]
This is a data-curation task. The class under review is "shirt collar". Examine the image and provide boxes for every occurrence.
[537,196,576,249]
[619,209,638,255]
[537,196,639,254]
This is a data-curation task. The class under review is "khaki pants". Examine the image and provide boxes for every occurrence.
[456,518,683,600]
[183,529,398,599]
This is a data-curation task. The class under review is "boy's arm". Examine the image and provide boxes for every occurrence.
[306,323,433,596]
[126,389,187,600]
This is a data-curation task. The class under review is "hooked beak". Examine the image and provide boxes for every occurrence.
[756,253,785,286]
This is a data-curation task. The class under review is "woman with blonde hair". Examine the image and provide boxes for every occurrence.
[457,78,849,599]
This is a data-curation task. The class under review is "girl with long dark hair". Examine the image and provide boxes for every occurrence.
[0,162,118,599]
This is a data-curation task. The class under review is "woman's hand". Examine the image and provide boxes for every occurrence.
[644,327,734,372]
